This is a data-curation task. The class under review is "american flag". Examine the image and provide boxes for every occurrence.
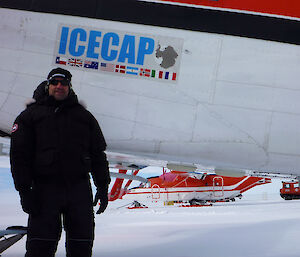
[115,65,126,74]
[84,60,99,70]
[100,62,115,72]
[139,68,151,77]
[68,58,83,67]
[55,56,67,65]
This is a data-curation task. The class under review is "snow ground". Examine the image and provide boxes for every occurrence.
[1,156,300,257]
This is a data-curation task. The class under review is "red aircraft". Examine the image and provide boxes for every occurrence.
[109,169,271,205]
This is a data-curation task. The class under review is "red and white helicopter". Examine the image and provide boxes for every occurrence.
[108,169,271,206]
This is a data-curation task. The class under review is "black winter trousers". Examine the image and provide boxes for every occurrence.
[25,179,95,257]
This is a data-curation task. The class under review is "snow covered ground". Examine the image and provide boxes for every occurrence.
[1,156,300,257]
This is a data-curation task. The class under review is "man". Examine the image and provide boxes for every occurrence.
[10,67,111,257]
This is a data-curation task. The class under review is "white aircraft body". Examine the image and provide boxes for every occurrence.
[0,0,300,177]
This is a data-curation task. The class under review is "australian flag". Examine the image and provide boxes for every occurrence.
[84,60,99,70]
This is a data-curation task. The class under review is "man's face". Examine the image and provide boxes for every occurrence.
[48,77,70,101]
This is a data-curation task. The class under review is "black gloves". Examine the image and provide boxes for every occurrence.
[19,189,40,216]
[93,186,109,214]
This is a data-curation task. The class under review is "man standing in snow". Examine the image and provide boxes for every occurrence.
[10,67,110,257]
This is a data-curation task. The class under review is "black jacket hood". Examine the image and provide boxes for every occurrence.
[28,81,80,108]
[33,80,48,102]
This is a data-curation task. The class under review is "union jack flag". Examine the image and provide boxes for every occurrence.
[68,58,83,67]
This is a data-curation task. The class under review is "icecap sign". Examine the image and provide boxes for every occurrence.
[53,24,183,83]
[59,28,154,65]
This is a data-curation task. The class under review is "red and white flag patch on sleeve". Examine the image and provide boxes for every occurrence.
[11,123,18,133]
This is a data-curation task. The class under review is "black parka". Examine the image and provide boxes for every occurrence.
[10,85,110,192]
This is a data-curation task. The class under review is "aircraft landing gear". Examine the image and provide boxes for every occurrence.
[127,201,148,209]
[179,199,212,207]
[189,199,206,206]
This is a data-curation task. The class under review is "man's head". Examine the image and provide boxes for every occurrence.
[47,68,72,101]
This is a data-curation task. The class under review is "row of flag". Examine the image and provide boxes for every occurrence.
[56,56,177,81]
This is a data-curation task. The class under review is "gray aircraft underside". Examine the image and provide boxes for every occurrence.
[1,5,300,177]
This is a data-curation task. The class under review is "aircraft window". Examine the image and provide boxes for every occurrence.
[143,182,150,188]
[284,184,290,188]
[139,183,146,188]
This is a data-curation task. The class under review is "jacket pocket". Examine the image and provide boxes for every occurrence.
[34,151,56,176]
[35,151,54,166]
[81,155,92,173]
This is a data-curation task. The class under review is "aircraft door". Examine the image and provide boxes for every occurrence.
[151,184,160,199]
[213,177,224,197]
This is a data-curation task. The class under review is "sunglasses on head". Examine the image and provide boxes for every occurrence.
[49,79,70,86]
